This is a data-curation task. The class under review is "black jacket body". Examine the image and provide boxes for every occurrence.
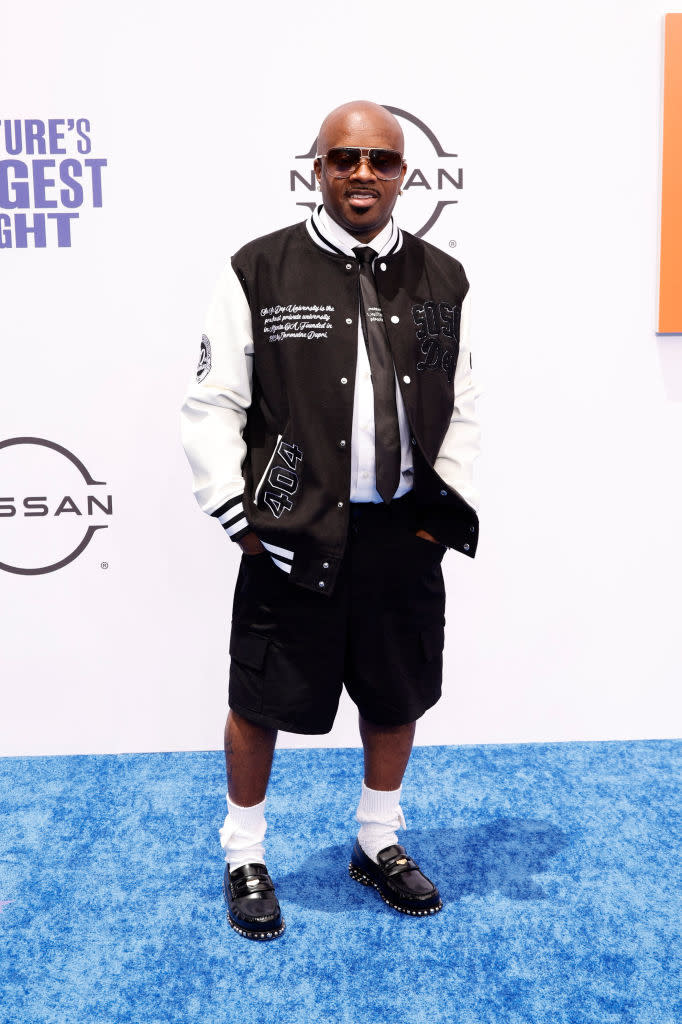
[181,211,480,597]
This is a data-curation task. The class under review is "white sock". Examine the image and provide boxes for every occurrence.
[355,780,407,864]
[219,794,267,871]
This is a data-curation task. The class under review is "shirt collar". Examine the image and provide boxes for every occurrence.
[306,204,403,259]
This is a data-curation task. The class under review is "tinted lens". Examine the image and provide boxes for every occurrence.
[369,149,403,179]
[324,147,403,179]
[324,148,358,177]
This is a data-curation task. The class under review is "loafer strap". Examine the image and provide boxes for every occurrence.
[234,878,275,897]
[229,863,275,898]
[383,854,419,877]
[376,845,420,877]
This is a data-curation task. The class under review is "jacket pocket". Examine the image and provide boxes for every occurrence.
[253,433,283,507]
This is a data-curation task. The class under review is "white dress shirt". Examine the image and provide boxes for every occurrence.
[318,206,414,503]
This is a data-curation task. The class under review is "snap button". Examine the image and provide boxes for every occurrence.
[345,263,352,270]
[410,436,416,446]
[379,262,387,271]
[337,501,344,508]
[470,525,475,533]
[340,377,348,384]
[346,317,352,325]
[322,561,329,569]
[339,439,346,448]
[463,543,470,552]
[403,375,411,384]
[318,581,325,588]
[390,315,400,324]
[440,489,447,496]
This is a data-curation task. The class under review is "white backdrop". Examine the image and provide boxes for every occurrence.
[1,0,680,756]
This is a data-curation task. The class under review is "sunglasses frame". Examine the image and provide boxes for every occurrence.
[315,146,405,181]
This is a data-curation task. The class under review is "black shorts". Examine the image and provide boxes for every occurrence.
[227,491,447,734]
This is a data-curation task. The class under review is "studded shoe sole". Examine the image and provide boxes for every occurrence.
[348,861,443,916]
[222,872,286,941]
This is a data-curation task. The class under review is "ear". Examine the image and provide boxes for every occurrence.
[399,160,408,189]
[314,158,322,185]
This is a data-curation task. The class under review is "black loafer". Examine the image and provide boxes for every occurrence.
[349,841,443,917]
[222,862,285,940]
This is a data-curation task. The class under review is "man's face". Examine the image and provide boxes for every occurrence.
[314,110,407,243]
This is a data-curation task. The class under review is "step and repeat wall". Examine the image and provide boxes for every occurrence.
[2,0,681,755]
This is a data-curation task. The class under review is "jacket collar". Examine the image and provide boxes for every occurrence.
[305,204,403,259]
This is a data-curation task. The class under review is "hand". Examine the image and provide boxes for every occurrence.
[415,528,440,544]
[238,531,266,555]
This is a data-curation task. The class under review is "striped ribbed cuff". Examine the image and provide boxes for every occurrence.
[211,494,250,542]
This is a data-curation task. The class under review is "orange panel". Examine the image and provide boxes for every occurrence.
[659,14,682,332]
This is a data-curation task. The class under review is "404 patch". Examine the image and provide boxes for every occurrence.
[255,436,303,519]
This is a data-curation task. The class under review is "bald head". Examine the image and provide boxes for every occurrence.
[314,100,407,243]
[317,100,404,157]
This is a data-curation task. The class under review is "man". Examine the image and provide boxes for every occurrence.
[180,100,480,941]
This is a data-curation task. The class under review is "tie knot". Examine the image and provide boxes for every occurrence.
[353,246,377,265]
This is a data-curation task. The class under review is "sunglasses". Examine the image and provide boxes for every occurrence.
[316,147,404,181]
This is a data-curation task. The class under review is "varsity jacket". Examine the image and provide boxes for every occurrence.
[180,206,481,597]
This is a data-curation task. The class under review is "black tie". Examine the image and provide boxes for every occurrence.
[353,246,401,503]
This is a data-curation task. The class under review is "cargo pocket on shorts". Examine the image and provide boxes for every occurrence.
[228,628,270,714]
[420,623,445,662]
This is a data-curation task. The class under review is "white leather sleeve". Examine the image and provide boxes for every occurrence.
[432,290,481,514]
[180,263,254,540]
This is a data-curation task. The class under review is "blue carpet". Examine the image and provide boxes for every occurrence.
[1,740,680,1023]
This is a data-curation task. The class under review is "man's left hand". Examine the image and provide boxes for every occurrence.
[415,528,440,544]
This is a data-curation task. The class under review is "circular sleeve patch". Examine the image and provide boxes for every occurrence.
[196,334,212,381]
